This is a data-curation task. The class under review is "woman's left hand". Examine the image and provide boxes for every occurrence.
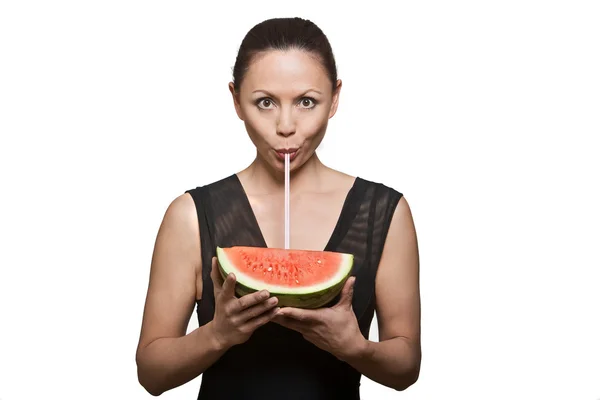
[272,276,367,361]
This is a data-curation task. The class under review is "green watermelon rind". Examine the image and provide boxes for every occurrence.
[216,246,354,309]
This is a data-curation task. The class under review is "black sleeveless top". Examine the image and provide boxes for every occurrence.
[185,174,402,400]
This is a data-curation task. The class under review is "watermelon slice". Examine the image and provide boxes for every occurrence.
[216,246,354,309]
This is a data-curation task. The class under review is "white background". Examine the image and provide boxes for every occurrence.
[1,1,599,399]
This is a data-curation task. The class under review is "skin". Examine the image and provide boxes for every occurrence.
[135,49,421,395]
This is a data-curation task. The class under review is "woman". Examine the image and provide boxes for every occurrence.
[135,17,421,399]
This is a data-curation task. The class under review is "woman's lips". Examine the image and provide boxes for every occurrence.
[274,149,299,161]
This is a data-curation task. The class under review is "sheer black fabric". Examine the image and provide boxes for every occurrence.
[185,174,402,400]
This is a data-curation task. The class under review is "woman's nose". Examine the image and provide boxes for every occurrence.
[276,109,295,137]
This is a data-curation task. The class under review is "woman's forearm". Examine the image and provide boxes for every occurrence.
[343,336,420,391]
[136,321,228,396]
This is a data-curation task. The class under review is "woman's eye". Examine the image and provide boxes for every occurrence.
[258,99,274,109]
[299,98,315,108]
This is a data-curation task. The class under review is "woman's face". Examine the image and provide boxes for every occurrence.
[229,49,341,173]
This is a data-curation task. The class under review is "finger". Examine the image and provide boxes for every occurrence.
[221,272,237,299]
[276,307,319,323]
[231,289,271,313]
[210,257,224,292]
[244,305,281,331]
[335,276,356,308]
[238,296,279,322]
[272,315,308,333]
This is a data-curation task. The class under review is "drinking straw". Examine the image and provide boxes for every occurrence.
[284,153,290,249]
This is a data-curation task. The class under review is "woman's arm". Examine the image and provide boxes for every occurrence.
[343,196,421,391]
[135,193,225,396]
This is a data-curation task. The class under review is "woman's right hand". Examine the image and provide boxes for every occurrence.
[208,256,279,349]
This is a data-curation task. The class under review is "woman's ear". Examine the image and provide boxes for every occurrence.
[228,82,244,121]
[328,79,342,119]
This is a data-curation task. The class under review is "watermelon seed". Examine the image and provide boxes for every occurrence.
[267,266,272,272]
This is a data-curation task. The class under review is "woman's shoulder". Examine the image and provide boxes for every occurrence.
[324,168,404,210]
[344,171,404,207]
[357,175,403,196]
[326,165,400,191]
[184,173,238,194]
[152,174,237,223]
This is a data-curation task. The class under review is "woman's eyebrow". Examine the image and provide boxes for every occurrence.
[251,88,323,97]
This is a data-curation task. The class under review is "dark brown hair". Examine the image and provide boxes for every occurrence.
[232,17,338,92]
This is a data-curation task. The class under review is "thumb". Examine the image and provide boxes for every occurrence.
[210,257,224,290]
[335,276,355,308]
[221,271,237,299]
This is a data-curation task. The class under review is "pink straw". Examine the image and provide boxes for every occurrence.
[284,153,290,249]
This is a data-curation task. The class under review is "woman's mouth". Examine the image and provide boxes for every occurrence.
[274,148,299,161]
